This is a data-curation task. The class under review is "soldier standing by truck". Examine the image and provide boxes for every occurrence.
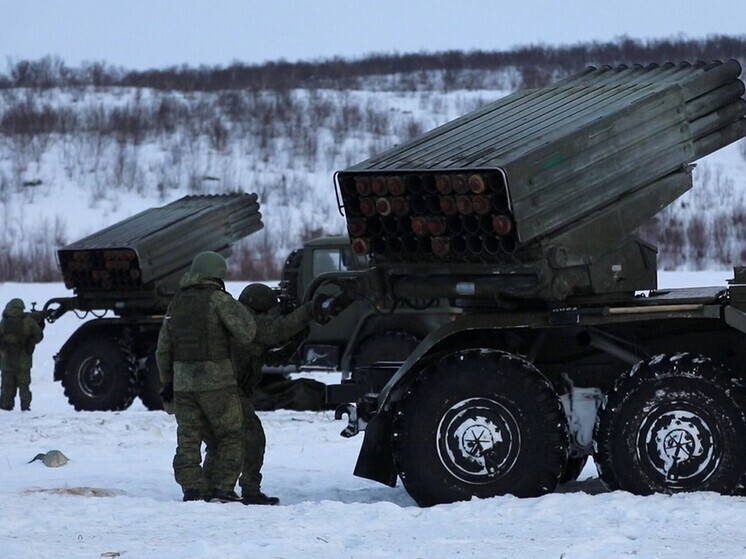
[156,251,257,503]
[203,282,349,505]
[0,299,43,411]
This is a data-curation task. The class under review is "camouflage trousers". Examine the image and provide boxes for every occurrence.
[0,368,31,411]
[173,387,243,494]
[204,394,266,496]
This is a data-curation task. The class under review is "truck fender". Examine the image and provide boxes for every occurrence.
[376,315,503,409]
[339,310,423,371]
[53,319,129,381]
[354,317,500,487]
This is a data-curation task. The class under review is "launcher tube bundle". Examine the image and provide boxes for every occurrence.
[58,193,262,292]
[335,60,746,300]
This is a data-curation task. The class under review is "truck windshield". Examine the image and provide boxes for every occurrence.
[313,249,345,275]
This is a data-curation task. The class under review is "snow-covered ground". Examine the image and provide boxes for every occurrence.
[2,272,746,558]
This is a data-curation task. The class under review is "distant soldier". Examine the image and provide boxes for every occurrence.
[156,251,256,503]
[0,299,43,411]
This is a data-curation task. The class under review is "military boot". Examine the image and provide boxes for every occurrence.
[241,491,280,506]
[182,488,203,502]
[209,489,242,503]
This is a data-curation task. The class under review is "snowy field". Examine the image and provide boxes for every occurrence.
[2,272,746,558]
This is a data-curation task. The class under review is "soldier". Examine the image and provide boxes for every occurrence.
[0,299,43,411]
[156,251,256,503]
[203,283,312,505]
[204,282,350,505]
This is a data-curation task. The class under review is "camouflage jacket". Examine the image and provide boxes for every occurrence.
[156,273,257,392]
[0,299,43,371]
[234,301,313,396]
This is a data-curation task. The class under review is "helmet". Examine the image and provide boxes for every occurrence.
[240,283,277,312]
[3,298,24,317]
[190,251,228,280]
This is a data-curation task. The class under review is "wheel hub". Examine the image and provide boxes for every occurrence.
[637,405,720,489]
[78,357,109,397]
[437,397,521,485]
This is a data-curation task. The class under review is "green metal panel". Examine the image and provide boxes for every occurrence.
[507,86,692,241]
[544,169,694,262]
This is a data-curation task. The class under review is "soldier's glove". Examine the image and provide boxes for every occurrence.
[29,311,47,329]
[160,383,174,404]
[313,292,354,325]
[328,292,354,317]
[312,293,333,325]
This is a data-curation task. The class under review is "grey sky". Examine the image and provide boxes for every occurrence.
[1,0,744,70]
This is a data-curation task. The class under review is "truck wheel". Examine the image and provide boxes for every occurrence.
[391,349,568,506]
[138,354,163,411]
[281,248,304,304]
[594,353,746,495]
[351,331,420,371]
[63,335,139,411]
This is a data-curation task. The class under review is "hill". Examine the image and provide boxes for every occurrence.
[1,36,745,281]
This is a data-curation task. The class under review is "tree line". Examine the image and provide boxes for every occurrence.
[2,35,745,91]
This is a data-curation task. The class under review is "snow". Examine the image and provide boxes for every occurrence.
[3,272,746,558]
[0,86,505,270]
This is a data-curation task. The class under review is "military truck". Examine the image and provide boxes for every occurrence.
[275,235,454,375]
[42,193,263,412]
[323,60,746,507]
[40,194,451,412]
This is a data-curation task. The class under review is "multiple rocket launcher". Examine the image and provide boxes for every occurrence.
[336,60,746,287]
[58,194,262,292]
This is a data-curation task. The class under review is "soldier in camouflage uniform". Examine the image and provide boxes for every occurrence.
[156,251,256,503]
[204,282,316,505]
[0,299,43,411]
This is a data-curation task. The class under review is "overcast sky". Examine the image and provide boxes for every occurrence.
[2,0,745,71]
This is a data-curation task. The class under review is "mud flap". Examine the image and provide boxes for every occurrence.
[353,411,397,487]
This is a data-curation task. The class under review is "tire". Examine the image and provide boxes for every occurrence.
[62,335,139,411]
[392,349,569,506]
[270,247,307,368]
[138,354,163,411]
[351,330,421,371]
[594,353,746,495]
[281,248,304,304]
